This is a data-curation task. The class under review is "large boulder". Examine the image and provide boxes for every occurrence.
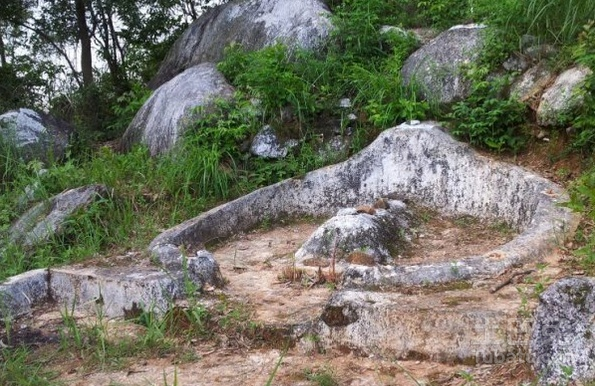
[7,184,109,250]
[0,108,72,164]
[530,277,595,385]
[510,62,555,105]
[536,65,592,126]
[295,200,412,270]
[149,0,332,89]
[401,24,486,104]
[121,63,234,156]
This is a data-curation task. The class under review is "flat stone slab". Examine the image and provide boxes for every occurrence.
[311,288,531,364]
[49,267,183,318]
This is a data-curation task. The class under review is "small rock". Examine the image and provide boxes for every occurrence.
[250,125,296,159]
[338,98,352,108]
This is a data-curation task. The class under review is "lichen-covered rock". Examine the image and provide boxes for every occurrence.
[0,269,48,318]
[121,63,234,155]
[530,277,595,385]
[0,108,72,164]
[187,250,225,289]
[151,245,224,289]
[312,289,530,362]
[149,0,332,89]
[510,63,555,104]
[250,125,298,159]
[401,24,486,104]
[536,65,592,126]
[295,200,411,269]
[7,184,109,250]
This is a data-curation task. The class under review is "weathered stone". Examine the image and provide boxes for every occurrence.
[150,121,578,288]
[121,63,234,155]
[7,184,109,250]
[149,0,332,89]
[537,65,592,126]
[250,125,297,159]
[0,269,48,318]
[510,63,556,104]
[503,52,531,73]
[152,243,184,271]
[0,108,72,164]
[295,200,411,269]
[401,24,486,104]
[312,289,531,363]
[530,277,595,385]
[187,250,225,289]
[50,267,183,317]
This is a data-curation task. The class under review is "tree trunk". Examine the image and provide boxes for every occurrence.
[75,0,93,86]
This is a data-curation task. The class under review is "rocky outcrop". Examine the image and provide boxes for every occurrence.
[536,65,592,126]
[295,200,412,269]
[531,277,595,385]
[0,108,72,164]
[150,121,578,288]
[7,184,108,250]
[312,288,531,363]
[250,125,298,159]
[401,24,486,104]
[149,0,332,89]
[510,63,556,105]
[121,63,234,156]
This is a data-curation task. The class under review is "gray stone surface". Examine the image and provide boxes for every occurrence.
[537,65,592,126]
[250,125,297,159]
[310,289,530,363]
[0,269,48,318]
[7,184,109,250]
[50,267,183,317]
[150,121,578,287]
[510,63,555,103]
[295,200,411,269]
[188,250,225,289]
[401,24,486,104]
[530,277,595,385]
[149,0,332,89]
[0,108,72,164]
[121,63,234,155]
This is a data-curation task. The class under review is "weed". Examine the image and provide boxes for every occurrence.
[457,369,478,385]
[265,345,288,386]
[0,347,59,386]
[447,70,528,153]
[277,264,305,283]
[304,367,339,386]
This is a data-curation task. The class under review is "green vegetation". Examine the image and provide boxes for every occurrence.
[1,0,595,383]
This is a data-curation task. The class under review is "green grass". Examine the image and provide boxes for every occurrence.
[0,347,60,386]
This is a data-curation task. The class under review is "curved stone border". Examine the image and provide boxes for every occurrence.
[150,121,579,287]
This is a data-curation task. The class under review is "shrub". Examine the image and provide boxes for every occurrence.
[447,70,528,152]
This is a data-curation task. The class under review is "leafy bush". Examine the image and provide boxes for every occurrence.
[447,70,528,152]
[568,20,595,152]
[218,44,317,120]
[106,82,152,136]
